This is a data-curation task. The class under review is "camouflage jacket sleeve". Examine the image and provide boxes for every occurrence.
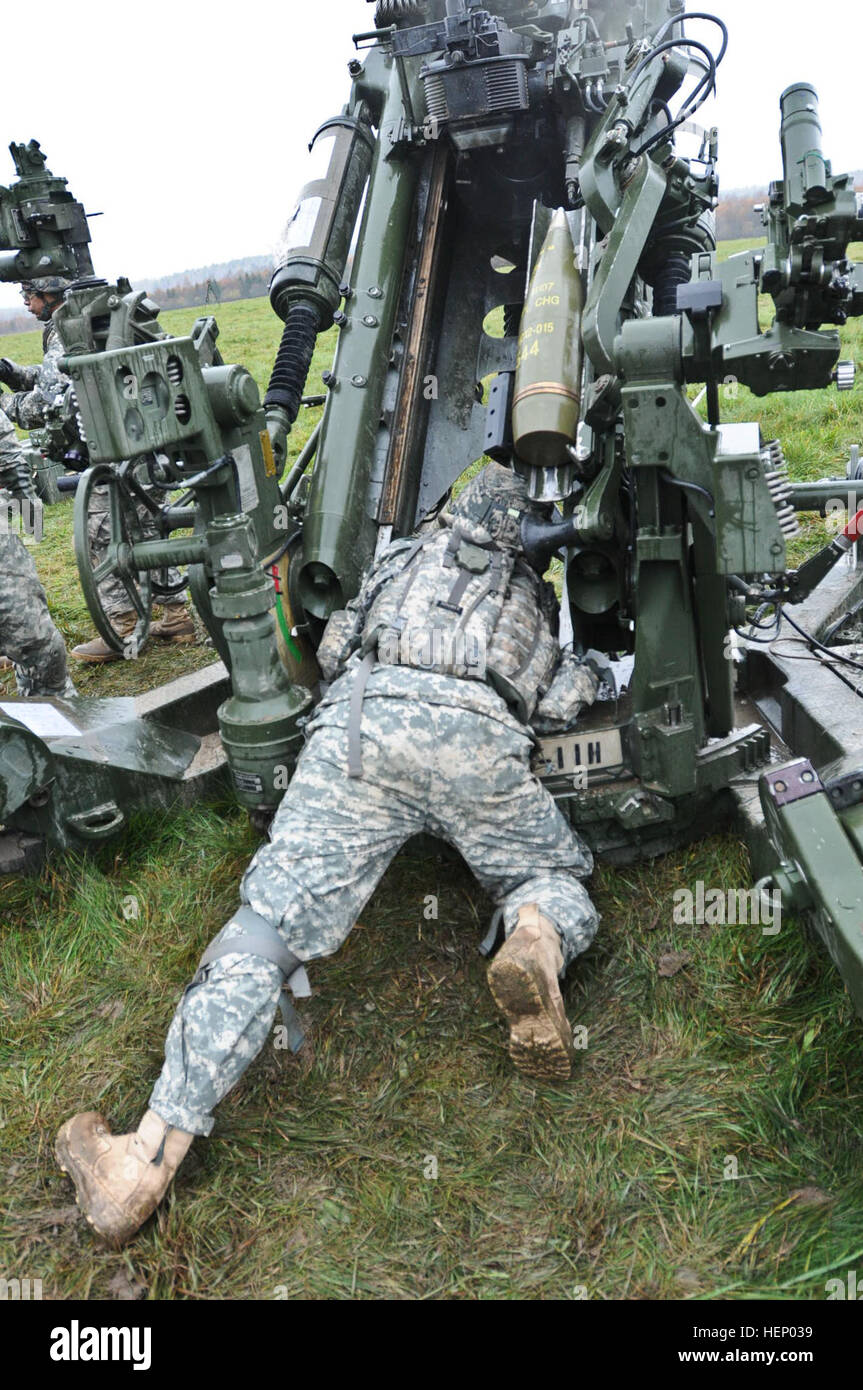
[315,536,425,682]
[1,360,40,392]
[2,326,68,430]
[531,650,601,734]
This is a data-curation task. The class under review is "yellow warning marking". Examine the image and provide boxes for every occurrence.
[260,430,277,478]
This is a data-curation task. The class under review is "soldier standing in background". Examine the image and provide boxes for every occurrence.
[0,358,74,694]
[56,462,608,1247]
[0,528,77,698]
[0,278,70,431]
[0,413,75,697]
[0,405,36,501]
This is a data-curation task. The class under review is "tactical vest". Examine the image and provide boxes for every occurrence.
[361,523,559,724]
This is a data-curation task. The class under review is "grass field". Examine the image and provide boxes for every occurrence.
[3,251,863,1302]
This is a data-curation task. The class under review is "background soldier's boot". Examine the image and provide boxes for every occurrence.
[55,1109,193,1247]
[487,905,575,1081]
[71,611,138,663]
[150,605,196,644]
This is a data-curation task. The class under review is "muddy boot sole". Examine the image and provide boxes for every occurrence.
[55,1115,143,1248]
[488,952,575,1081]
[55,1115,114,1245]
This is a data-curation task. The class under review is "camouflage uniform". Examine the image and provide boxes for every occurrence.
[0,321,67,431]
[0,410,35,500]
[0,530,75,696]
[0,360,74,696]
[149,464,602,1136]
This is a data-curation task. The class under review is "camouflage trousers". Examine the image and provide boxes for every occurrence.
[0,531,74,696]
[150,672,599,1135]
[87,479,187,621]
[0,412,35,501]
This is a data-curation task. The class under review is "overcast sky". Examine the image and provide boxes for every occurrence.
[1,0,859,310]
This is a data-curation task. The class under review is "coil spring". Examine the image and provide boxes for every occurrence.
[166,356,183,387]
[761,439,799,538]
[374,0,427,25]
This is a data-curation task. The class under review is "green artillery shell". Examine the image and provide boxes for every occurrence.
[512,209,584,470]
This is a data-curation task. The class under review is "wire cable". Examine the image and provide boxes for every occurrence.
[652,12,729,68]
[629,30,723,158]
[780,605,863,673]
[627,15,728,161]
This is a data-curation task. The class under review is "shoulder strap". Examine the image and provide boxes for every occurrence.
[347,650,377,780]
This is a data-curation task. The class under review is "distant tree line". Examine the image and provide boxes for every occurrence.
[716,176,863,243]
[151,269,271,311]
[715,190,767,243]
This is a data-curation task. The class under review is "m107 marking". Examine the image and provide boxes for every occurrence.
[538,729,624,779]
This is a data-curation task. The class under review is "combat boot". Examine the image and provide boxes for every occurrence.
[71,611,139,663]
[150,605,196,644]
[487,905,575,1081]
[55,1109,193,1247]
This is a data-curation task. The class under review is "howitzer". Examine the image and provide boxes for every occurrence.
[4,1,863,1029]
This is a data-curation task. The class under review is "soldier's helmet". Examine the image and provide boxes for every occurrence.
[26,276,71,295]
[445,461,544,550]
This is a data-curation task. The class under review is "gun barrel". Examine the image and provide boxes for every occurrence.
[0,249,25,281]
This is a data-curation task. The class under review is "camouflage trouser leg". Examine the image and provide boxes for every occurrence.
[149,696,598,1135]
[87,479,187,621]
[0,532,73,696]
[0,413,35,500]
